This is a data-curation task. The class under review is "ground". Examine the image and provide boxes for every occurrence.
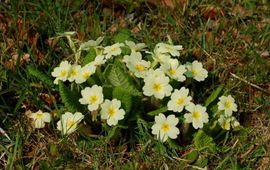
[0,0,270,169]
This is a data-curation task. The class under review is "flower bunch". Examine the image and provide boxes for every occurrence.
[38,34,240,141]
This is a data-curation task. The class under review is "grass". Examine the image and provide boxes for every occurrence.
[1,0,270,169]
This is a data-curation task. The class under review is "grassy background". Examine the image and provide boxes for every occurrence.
[0,0,270,169]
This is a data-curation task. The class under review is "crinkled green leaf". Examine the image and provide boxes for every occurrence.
[27,66,54,87]
[113,29,131,43]
[194,129,216,153]
[58,81,84,112]
[112,87,132,113]
[103,64,141,96]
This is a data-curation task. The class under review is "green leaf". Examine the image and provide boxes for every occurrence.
[27,66,54,87]
[103,64,141,96]
[146,106,168,116]
[112,87,132,113]
[113,29,131,43]
[58,82,83,112]
[205,85,224,107]
[82,47,96,66]
[105,126,118,143]
[183,150,199,163]
[194,129,216,153]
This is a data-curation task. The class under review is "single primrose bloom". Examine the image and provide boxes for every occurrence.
[57,112,84,135]
[123,52,150,78]
[68,64,81,82]
[93,55,106,67]
[218,115,240,130]
[125,40,147,52]
[184,103,209,129]
[79,85,104,111]
[186,60,208,82]
[156,42,183,57]
[167,87,192,112]
[103,42,124,59]
[51,60,71,84]
[217,95,237,116]
[75,63,96,84]
[151,113,179,142]
[100,99,125,126]
[30,110,51,129]
[160,59,187,81]
[143,69,172,99]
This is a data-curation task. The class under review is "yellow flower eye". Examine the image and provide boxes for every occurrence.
[153,83,161,92]
[161,122,170,132]
[192,111,200,120]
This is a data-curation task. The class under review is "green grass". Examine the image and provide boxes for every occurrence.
[1,0,270,169]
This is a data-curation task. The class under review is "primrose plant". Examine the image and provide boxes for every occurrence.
[30,32,240,145]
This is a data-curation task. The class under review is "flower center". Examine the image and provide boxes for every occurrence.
[67,120,75,129]
[36,113,44,119]
[224,100,231,108]
[89,95,98,104]
[70,69,77,77]
[135,64,145,72]
[82,72,90,79]
[152,83,161,92]
[111,47,117,52]
[177,97,184,106]
[191,68,198,76]
[108,107,116,117]
[223,120,230,130]
[168,68,176,75]
[60,70,67,77]
[161,122,170,132]
[192,111,201,120]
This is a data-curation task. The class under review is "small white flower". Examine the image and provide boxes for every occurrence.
[123,52,150,78]
[143,69,172,99]
[51,61,71,84]
[30,110,51,129]
[160,59,187,81]
[217,95,237,116]
[151,48,171,64]
[186,60,208,82]
[93,55,106,67]
[218,115,240,130]
[57,112,84,135]
[100,99,125,126]
[68,64,82,82]
[156,42,183,57]
[167,87,192,112]
[75,63,96,84]
[184,103,209,129]
[104,43,124,59]
[79,85,104,111]
[125,40,147,52]
[151,113,179,142]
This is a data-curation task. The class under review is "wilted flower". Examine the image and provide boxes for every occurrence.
[51,61,71,84]
[30,110,51,129]
[57,112,84,135]
[218,115,240,130]
[184,103,209,129]
[100,99,125,126]
[186,60,208,82]
[79,85,104,111]
[167,87,192,112]
[217,95,237,116]
[151,113,179,142]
